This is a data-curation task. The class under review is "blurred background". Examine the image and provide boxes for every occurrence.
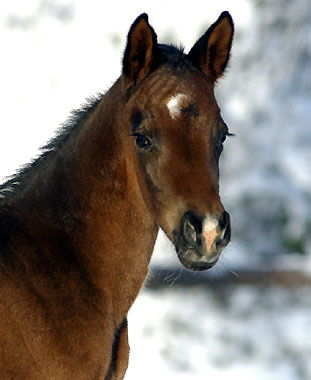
[0,1,310,379]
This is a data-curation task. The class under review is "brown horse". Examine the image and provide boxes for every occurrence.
[0,12,234,380]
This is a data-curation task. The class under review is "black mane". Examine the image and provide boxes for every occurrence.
[0,94,103,198]
[158,44,190,71]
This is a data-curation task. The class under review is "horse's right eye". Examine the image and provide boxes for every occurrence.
[132,134,152,149]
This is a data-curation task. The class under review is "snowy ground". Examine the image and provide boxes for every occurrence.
[125,284,311,380]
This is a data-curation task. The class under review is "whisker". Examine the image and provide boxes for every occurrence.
[229,270,239,278]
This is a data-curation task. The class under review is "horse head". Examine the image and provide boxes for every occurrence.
[122,13,234,271]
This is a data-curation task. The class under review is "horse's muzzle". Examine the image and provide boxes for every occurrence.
[173,210,231,271]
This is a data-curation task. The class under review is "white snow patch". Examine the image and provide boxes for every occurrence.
[125,285,311,380]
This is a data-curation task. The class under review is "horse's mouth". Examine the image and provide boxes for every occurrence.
[175,246,220,272]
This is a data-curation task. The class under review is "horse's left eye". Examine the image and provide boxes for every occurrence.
[132,134,152,149]
[217,133,227,150]
[220,134,227,144]
[217,129,234,154]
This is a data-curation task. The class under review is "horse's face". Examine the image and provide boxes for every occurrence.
[122,13,234,271]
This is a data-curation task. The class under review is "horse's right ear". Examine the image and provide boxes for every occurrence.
[122,13,158,89]
[188,11,234,86]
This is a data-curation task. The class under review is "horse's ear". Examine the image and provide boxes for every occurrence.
[122,13,158,88]
[188,11,234,86]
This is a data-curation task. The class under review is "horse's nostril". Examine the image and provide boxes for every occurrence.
[219,211,230,230]
[223,223,231,241]
[183,219,197,244]
[181,211,203,245]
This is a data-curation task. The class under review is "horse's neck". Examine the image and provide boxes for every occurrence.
[70,82,158,311]
[9,79,158,317]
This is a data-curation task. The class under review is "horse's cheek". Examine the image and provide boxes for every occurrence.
[132,155,157,214]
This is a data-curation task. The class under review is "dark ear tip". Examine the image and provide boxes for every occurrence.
[218,11,234,27]
[134,13,149,24]
[128,13,150,34]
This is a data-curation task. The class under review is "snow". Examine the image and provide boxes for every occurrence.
[125,285,311,380]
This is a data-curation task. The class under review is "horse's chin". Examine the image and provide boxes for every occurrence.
[176,246,219,272]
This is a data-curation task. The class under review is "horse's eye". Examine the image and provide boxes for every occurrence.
[132,134,152,149]
[220,134,227,144]
[216,129,234,155]
[218,130,234,147]
[217,133,227,150]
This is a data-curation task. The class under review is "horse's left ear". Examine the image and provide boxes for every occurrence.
[122,13,158,88]
[188,11,234,86]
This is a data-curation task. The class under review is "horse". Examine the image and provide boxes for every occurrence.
[0,11,234,380]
